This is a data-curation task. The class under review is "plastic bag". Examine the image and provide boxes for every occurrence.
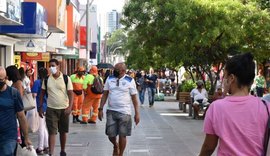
[26,106,39,133]
[17,145,37,156]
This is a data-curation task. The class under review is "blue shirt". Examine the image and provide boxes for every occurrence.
[32,79,47,112]
[0,86,23,141]
[146,74,158,88]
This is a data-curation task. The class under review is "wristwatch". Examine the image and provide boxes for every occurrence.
[98,107,103,111]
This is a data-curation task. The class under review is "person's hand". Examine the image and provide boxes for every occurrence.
[98,111,103,121]
[24,137,32,150]
[65,106,72,115]
[38,107,44,118]
[134,114,140,125]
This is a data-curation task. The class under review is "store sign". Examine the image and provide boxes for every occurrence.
[0,0,22,25]
[14,55,21,68]
[15,39,47,52]
[21,52,50,61]
[0,2,48,37]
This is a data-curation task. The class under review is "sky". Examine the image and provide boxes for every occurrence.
[79,0,125,14]
[79,0,126,38]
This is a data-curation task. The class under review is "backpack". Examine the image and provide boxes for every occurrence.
[44,74,68,96]
[91,76,103,94]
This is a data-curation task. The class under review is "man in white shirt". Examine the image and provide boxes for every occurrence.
[98,63,140,156]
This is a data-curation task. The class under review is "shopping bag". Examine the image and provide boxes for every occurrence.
[17,145,37,156]
[154,90,164,101]
[26,106,39,133]
[22,93,36,111]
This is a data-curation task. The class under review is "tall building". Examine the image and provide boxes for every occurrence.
[107,10,120,33]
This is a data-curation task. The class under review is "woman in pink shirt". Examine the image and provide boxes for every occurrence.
[199,53,269,156]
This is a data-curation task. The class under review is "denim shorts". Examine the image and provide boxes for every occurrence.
[0,139,17,156]
[106,110,132,137]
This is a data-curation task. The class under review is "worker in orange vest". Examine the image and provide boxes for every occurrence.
[70,67,85,123]
[81,66,103,124]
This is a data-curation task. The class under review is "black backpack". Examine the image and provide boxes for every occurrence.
[44,74,68,96]
[91,76,103,94]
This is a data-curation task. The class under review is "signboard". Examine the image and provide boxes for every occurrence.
[21,52,50,61]
[14,55,21,68]
[0,0,22,25]
[0,2,48,37]
[24,0,66,33]
[15,39,47,52]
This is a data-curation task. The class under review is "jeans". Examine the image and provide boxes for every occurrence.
[139,88,146,104]
[0,139,17,156]
[148,88,156,105]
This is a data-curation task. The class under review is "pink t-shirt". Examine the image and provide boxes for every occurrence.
[204,95,269,155]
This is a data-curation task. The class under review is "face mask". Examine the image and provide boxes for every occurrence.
[50,67,57,75]
[113,70,120,78]
[0,81,5,90]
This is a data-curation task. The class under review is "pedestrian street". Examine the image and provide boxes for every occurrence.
[28,95,217,156]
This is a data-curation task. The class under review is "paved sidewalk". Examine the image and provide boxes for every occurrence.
[28,96,208,156]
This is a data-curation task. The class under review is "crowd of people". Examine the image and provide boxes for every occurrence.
[2,53,270,156]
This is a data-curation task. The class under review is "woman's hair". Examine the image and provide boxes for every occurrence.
[18,67,25,80]
[225,52,255,88]
[38,67,48,80]
[6,65,21,83]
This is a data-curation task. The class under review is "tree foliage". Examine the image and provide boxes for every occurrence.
[122,0,270,93]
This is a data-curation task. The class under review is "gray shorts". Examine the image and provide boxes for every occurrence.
[106,110,132,137]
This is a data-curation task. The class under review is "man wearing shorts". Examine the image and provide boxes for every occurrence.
[39,59,73,156]
[98,63,140,156]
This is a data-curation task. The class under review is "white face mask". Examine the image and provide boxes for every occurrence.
[50,67,57,74]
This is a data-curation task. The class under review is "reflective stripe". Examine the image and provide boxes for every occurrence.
[92,112,98,116]
[82,114,88,117]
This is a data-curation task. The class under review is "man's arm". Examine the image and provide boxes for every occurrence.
[131,94,140,125]
[199,134,218,156]
[98,90,109,121]
[66,90,74,113]
[17,111,32,146]
[99,90,109,109]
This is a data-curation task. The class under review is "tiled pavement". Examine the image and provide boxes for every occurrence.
[28,95,213,156]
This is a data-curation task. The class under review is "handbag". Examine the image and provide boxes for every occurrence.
[262,100,270,156]
[22,93,36,111]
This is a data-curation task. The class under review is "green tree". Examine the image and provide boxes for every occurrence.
[122,0,270,93]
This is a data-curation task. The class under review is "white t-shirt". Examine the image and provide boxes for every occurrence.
[104,74,137,115]
[190,88,208,101]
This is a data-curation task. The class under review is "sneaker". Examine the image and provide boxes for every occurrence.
[60,151,67,156]
[36,148,44,155]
